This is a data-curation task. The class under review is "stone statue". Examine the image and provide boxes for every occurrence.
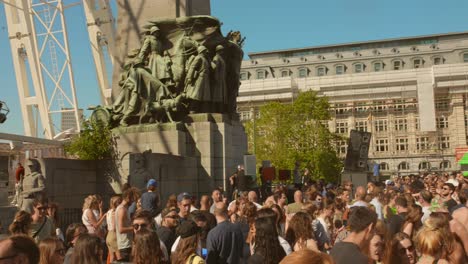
[19,159,46,213]
[211,45,227,112]
[90,16,244,127]
[185,45,211,112]
[129,153,151,191]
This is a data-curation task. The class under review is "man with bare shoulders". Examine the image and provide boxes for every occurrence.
[115,187,140,261]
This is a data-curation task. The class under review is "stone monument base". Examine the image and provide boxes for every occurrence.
[113,113,248,200]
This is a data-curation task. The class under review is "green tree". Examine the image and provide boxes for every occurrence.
[244,90,343,183]
[64,120,114,160]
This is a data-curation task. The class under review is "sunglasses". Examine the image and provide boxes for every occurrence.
[133,223,148,230]
[398,245,414,255]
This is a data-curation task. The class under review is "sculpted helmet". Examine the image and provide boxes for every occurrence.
[197,45,208,53]
[215,45,224,52]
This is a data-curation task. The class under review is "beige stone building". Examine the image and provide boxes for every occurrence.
[237,31,468,175]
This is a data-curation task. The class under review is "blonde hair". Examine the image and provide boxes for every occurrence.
[82,195,98,211]
[109,195,122,210]
[416,212,454,258]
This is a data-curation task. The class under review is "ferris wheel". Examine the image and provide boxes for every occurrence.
[2,0,115,139]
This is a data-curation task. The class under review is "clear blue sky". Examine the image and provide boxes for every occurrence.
[1,0,468,136]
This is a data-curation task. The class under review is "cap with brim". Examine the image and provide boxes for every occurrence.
[147,179,157,188]
[177,192,191,203]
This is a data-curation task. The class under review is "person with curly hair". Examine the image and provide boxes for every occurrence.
[248,216,286,264]
[9,210,32,235]
[285,211,318,252]
[171,220,204,264]
[39,237,66,264]
[132,229,163,264]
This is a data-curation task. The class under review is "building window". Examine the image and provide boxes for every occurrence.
[240,111,250,121]
[373,62,383,72]
[256,70,266,79]
[393,60,403,70]
[334,104,348,116]
[335,65,345,75]
[373,101,387,112]
[355,120,367,132]
[440,160,451,169]
[433,57,443,65]
[416,137,430,150]
[380,162,389,171]
[374,120,388,132]
[354,102,367,113]
[438,136,450,149]
[398,162,410,171]
[415,118,420,130]
[335,121,348,134]
[281,70,290,77]
[354,63,364,73]
[396,138,408,151]
[413,58,423,69]
[298,68,308,78]
[395,119,408,131]
[419,162,431,170]
[336,140,347,155]
[375,139,389,152]
[464,53,468,63]
[436,116,448,128]
[435,100,449,111]
[240,72,248,80]
[317,66,326,76]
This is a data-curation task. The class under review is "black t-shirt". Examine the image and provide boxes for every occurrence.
[206,221,244,264]
[156,226,176,252]
[330,242,368,264]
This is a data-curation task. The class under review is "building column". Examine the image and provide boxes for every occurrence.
[449,94,467,148]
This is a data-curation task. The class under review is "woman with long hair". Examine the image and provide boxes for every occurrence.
[401,203,423,239]
[171,220,204,264]
[249,216,286,264]
[312,198,334,252]
[384,232,417,264]
[9,210,32,235]
[285,211,318,252]
[279,249,334,264]
[64,223,88,264]
[70,234,103,264]
[39,237,66,264]
[81,195,105,236]
[364,220,388,264]
[421,212,465,264]
[132,229,163,264]
[106,195,122,262]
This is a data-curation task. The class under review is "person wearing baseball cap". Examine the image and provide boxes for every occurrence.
[157,207,179,253]
[140,179,160,217]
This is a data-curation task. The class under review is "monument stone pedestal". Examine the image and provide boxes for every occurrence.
[113,113,247,199]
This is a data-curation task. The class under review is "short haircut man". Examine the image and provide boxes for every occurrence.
[330,207,377,264]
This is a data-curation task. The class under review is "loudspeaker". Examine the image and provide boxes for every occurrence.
[344,130,371,171]
[243,155,257,176]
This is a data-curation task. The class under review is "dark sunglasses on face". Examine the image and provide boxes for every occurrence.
[133,224,148,230]
[398,245,414,255]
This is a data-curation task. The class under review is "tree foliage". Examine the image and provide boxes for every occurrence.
[244,91,343,183]
[64,120,114,160]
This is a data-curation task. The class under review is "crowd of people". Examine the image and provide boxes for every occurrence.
[0,170,467,264]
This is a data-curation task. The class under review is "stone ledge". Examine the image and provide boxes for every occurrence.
[112,122,187,134]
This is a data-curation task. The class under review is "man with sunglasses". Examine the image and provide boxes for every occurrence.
[132,210,169,262]
[29,195,54,243]
[441,182,456,203]
[157,207,179,253]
